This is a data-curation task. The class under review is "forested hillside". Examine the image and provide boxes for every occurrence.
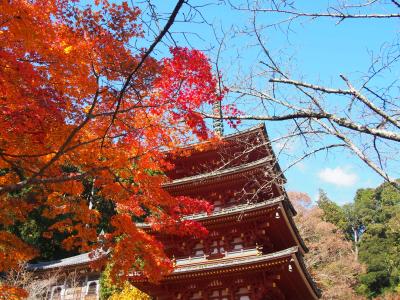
[291,181,400,299]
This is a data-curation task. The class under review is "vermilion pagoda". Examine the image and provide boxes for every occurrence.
[133,124,320,300]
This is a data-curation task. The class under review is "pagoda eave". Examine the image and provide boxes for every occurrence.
[170,124,286,181]
[136,196,308,254]
[135,197,284,230]
[162,156,276,191]
[132,247,320,299]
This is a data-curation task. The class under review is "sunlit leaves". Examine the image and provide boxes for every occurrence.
[0,0,220,285]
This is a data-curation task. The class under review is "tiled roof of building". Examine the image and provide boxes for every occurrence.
[132,246,321,298]
[135,196,284,228]
[175,123,266,150]
[173,246,297,273]
[163,156,273,189]
[173,246,320,298]
[27,250,106,271]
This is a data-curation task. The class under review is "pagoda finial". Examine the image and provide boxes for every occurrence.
[212,100,223,136]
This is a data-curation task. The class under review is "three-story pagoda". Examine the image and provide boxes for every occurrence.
[133,123,320,300]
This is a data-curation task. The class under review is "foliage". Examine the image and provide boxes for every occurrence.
[0,0,220,292]
[355,184,400,298]
[108,283,150,300]
[289,192,364,300]
[100,265,120,300]
[10,206,76,262]
[0,284,27,300]
[9,180,116,262]
[315,183,400,298]
[317,189,347,232]
[99,266,149,300]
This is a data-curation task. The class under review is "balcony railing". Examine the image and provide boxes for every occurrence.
[174,247,262,267]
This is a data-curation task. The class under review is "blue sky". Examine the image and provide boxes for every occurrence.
[143,1,399,205]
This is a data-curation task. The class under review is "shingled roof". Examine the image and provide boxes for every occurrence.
[28,250,106,271]
[133,246,321,299]
[173,246,297,273]
[136,196,285,229]
[163,156,273,189]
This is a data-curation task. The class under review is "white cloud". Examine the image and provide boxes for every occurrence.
[318,167,358,187]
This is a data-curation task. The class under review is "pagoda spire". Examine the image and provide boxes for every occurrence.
[212,100,224,136]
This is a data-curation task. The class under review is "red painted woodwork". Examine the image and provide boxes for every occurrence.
[132,124,319,300]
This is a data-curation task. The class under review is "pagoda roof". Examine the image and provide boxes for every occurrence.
[173,246,294,274]
[133,246,321,299]
[225,123,287,182]
[177,123,266,150]
[184,196,283,221]
[136,196,285,229]
[165,123,287,189]
[223,123,265,139]
[163,156,274,190]
[136,196,307,254]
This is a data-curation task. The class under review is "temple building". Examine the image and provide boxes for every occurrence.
[29,124,320,300]
[27,251,101,299]
[133,123,320,299]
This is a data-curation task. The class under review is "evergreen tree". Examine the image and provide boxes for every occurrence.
[317,189,347,231]
[354,184,400,297]
[10,179,116,262]
[312,185,400,298]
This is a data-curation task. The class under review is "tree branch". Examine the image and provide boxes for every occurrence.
[103,0,186,143]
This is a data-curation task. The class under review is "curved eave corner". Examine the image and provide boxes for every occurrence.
[293,251,322,299]
[279,201,309,254]
[259,123,287,184]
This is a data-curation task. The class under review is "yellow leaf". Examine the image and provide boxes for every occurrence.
[64,45,73,54]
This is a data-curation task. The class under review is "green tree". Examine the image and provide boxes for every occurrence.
[310,184,400,298]
[10,179,116,262]
[342,202,363,260]
[317,189,347,231]
[354,183,400,297]
[289,192,364,300]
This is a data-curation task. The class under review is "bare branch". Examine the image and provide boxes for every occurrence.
[234,6,400,20]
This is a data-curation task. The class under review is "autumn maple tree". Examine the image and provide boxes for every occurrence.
[0,0,221,296]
